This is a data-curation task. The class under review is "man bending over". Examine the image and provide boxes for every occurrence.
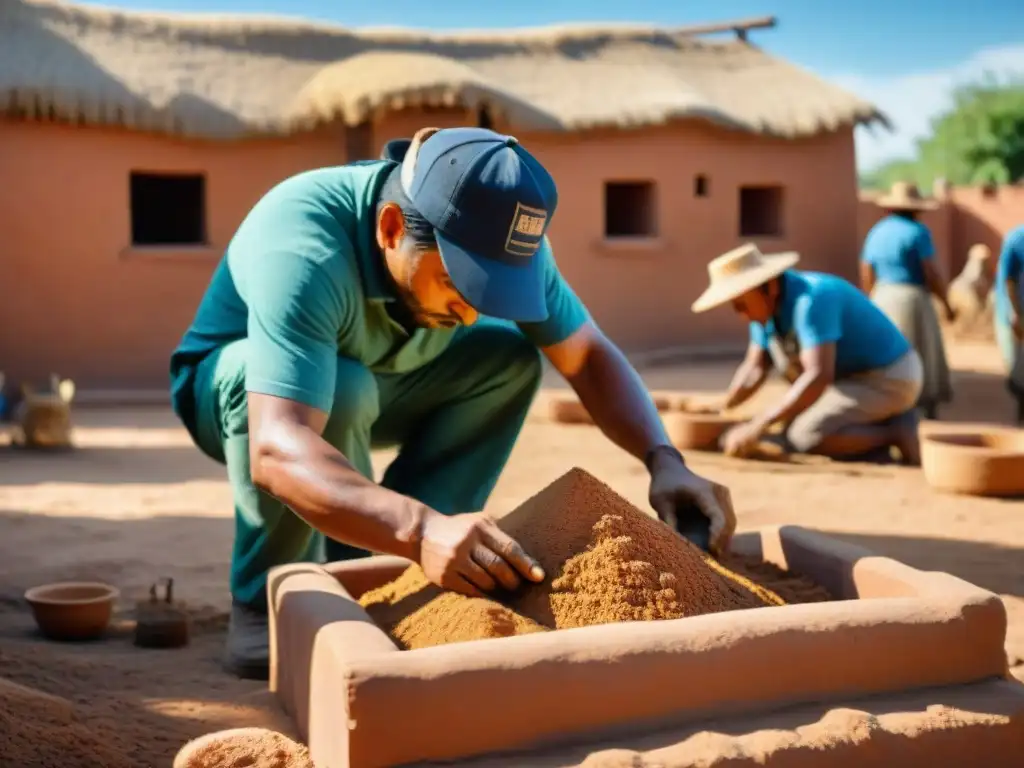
[170,127,736,679]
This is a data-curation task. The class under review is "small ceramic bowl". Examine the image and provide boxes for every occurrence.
[665,412,740,451]
[921,428,1024,497]
[24,581,120,641]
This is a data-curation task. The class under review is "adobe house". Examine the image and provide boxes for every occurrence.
[0,0,885,394]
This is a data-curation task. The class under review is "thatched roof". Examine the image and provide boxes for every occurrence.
[0,0,889,141]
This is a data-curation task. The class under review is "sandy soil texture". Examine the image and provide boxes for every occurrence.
[0,337,1021,766]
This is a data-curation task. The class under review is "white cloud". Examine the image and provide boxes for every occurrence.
[829,45,1024,172]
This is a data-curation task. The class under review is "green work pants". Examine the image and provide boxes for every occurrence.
[190,322,543,609]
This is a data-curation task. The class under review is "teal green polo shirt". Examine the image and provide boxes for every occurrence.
[169,161,589,426]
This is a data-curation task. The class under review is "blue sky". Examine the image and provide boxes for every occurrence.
[79,0,1024,170]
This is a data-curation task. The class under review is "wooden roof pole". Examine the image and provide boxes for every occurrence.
[672,16,777,40]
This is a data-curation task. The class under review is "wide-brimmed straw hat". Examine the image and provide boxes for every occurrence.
[691,243,800,314]
[876,181,938,211]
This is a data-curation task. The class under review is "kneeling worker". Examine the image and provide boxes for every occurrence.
[690,244,923,464]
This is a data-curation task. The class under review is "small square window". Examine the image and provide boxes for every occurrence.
[739,185,784,237]
[694,174,709,197]
[604,181,657,238]
[129,173,206,246]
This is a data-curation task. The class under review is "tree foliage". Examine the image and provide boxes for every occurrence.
[860,76,1024,190]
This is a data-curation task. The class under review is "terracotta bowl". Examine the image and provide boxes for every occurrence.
[24,581,119,641]
[549,394,672,426]
[921,429,1024,497]
[665,412,740,451]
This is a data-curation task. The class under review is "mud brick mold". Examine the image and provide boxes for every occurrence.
[268,526,1011,768]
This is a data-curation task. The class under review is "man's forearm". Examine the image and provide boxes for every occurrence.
[567,338,672,462]
[723,361,767,410]
[250,423,427,561]
[751,371,829,432]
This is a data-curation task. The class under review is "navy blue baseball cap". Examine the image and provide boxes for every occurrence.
[400,127,558,323]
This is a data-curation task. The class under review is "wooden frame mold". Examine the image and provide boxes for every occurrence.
[268,525,1009,768]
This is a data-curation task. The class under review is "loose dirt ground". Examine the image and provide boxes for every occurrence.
[0,338,1021,765]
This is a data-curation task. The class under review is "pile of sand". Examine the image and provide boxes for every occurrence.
[0,622,296,768]
[357,566,548,649]
[361,468,831,650]
[174,727,313,768]
[0,676,135,768]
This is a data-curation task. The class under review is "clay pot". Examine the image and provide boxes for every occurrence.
[549,395,672,425]
[135,578,190,649]
[665,412,740,451]
[921,429,1024,497]
[24,582,119,641]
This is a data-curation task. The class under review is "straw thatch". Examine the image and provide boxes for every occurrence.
[0,0,888,141]
[285,52,562,132]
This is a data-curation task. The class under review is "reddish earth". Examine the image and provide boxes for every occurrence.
[0,337,1020,765]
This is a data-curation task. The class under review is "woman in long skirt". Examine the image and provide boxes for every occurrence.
[860,182,954,419]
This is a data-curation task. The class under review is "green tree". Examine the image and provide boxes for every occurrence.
[859,158,922,191]
[860,77,1024,190]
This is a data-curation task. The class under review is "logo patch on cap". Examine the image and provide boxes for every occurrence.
[504,202,547,257]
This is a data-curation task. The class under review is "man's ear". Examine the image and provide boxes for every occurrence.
[400,126,442,194]
[377,202,405,251]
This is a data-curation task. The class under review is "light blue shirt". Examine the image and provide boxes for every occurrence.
[860,214,935,287]
[749,270,911,379]
[995,225,1024,324]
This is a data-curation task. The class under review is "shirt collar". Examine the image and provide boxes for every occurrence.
[354,161,401,303]
[768,270,794,333]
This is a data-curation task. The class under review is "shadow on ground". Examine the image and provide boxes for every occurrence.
[0,444,225,485]
[547,357,1020,426]
[0,511,234,611]
[941,369,1022,426]
[0,612,288,766]
[0,511,290,764]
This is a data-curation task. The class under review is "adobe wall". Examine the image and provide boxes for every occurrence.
[857,185,1024,280]
[0,112,860,390]
[0,119,347,389]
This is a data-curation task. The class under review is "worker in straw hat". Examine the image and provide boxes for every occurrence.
[994,224,1024,373]
[859,181,954,420]
[690,244,923,463]
[169,126,736,680]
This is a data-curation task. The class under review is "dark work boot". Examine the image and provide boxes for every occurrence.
[223,601,270,681]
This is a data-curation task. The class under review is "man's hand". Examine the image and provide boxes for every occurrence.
[721,420,765,458]
[417,510,546,597]
[648,448,736,556]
